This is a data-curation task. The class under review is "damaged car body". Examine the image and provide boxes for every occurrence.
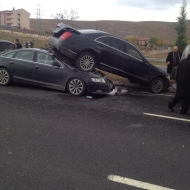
[49,23,170,93]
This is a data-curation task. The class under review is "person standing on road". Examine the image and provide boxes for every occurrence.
[14,38,22,49]
[25,37,34,48]
[168,51,190,114]
[166,46,182,79]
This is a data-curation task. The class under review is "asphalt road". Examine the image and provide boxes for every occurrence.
[1,84,190,190]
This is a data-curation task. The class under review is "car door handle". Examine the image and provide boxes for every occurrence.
[35,66,39,68]
[10,61,14,64]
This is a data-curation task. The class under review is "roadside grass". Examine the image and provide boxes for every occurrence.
[0,30,168,83]
[0,30,49,48]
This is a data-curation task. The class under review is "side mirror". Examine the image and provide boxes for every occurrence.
[52,62,61,67]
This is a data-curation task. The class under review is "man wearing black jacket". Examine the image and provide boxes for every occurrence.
[166,46,182,76]
[14,39,22,49]
[168,51,190,114]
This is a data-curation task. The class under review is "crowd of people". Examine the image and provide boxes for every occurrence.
[166,46,190,115]
[14,37,34,49]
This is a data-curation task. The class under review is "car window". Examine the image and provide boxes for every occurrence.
[15,51,34,61]
[0,42,15,52]
[97,37,125,52]
[2,51,16,58]
[126,43,143,61]
[36,52,59,65]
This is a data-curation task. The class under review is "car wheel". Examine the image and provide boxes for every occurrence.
[0,68,11,86]
[148,77,165,93]
[67,78,86,96]
[76,52,96,72]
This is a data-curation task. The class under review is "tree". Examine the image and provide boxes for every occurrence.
[125,35,138,45]
[51,8,79,26]
[172,0,188,52]
[149,36,160,47]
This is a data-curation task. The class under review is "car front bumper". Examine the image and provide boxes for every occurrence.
[87,80,114,94]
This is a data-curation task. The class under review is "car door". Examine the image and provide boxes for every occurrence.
[125,42,152,83]
[95,36,133,77]
[10,50,34,80]
[33,52,64,87]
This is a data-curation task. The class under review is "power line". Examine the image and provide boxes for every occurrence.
[33,4,44,30]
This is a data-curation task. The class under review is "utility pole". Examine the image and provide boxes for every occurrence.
[34,4,44,30]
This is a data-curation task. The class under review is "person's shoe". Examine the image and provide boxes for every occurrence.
[168,103,174,112]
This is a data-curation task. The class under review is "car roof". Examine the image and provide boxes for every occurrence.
[1,48,53,56]
[78,29,111,40]
[0,40,14,45]
[11,48,49,53]
[78,29,108,35]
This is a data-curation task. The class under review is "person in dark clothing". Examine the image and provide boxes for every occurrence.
[166,46,182,77]
[14,39,22,49]
[168,51,190,114]
[25,37,34,48]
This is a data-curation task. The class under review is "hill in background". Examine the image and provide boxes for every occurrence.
[30,19,190,43]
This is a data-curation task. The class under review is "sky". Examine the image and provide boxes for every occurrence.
[1,0,190,22]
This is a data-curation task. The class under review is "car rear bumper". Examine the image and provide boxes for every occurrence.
[49,37,77,60]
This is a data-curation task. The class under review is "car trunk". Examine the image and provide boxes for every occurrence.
[52,23,80,38]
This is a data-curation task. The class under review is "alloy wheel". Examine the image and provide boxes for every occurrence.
[68,79,84,95]
[151,78,164,93]
[0,69,10,85]
[80,55,94,71]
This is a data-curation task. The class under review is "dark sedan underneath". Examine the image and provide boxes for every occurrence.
[0,48,113,96]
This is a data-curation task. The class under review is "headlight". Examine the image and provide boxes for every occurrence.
[91,78,106,83]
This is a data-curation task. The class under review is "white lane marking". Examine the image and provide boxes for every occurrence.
[107,175,175,190]
[144,113,190,122]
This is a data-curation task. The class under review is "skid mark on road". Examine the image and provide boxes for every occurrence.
[144,113,190,122]
[107,175,175,190]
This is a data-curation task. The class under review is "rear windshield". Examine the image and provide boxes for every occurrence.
[0,42,15,52]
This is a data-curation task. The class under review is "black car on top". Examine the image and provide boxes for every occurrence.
[49,23,170,93]
[0,48,113,96]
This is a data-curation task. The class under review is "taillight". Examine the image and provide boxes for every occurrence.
[59,32,72,40]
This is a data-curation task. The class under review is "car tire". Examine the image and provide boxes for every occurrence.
[0,68,11,86]
[67,78,86,96]
[148,77,165,93]
[76,52,96,72]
